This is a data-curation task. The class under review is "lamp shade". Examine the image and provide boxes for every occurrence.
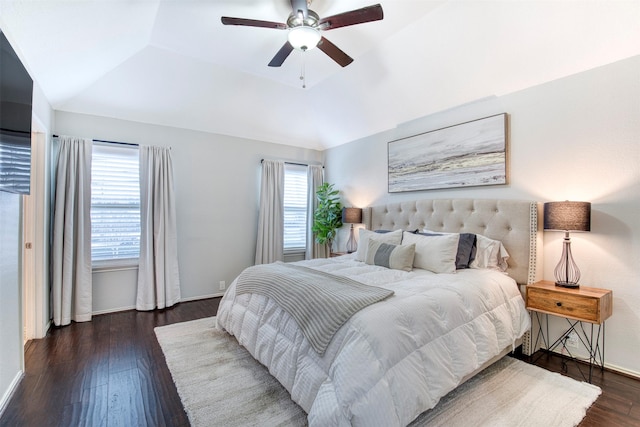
[342,207,362,224]
[544,201,591,232]
[287,26,321,51]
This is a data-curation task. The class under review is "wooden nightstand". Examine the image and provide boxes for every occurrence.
[526,280,613,382]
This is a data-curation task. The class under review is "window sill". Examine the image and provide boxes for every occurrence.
[92,259,139,273]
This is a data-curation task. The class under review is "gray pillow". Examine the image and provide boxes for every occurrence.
[456,233,477,269]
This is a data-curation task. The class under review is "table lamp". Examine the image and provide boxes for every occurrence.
[342,207,363,253]
[543,201,591,288]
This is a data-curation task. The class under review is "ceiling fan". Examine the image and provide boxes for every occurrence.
[221,0,384,67]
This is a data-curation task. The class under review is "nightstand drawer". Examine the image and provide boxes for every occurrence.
[526,281,612,324]
[527,288,598,321]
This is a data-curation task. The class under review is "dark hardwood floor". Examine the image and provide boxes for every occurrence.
[1,297,638,426]
[0,298,219,427]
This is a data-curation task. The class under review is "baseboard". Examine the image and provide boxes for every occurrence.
[181,293,222,301]
[603,362,640,380]
[544,348,640,380]
[0,370,24,418]
[92,305,136,316]
[91,294,223,316]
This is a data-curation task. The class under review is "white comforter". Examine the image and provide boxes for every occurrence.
[217,255,531,426]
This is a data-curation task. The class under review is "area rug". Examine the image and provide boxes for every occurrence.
[155,317,601,427]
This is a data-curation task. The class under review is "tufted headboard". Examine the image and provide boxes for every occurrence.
[362,199,543,286]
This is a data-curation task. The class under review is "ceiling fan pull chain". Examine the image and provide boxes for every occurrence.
[300,49,307,89]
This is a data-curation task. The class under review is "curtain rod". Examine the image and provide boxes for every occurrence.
[261,159,323,168]
[53,134,138,147]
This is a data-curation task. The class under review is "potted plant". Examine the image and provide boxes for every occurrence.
[312,182,343,255]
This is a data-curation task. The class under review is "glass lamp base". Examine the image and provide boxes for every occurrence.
[346,225,358,253]
[553,234,581,289]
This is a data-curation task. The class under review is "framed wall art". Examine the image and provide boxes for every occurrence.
[388,113,508,193]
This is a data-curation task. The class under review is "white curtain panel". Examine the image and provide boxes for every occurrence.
[136,145,181,311]
[306,165,326,259]
[255,160,284,264]
[51,136,93,326]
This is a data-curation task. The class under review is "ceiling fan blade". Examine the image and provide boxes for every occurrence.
[268,42,295,67]
[317,37,353,67]
[318,4,383,31]
[290,0,309,18]
[221,16,287,30]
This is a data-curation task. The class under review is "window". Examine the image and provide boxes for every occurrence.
[90,143,140,265]
[0,132,31,194]
[283,164,308,251]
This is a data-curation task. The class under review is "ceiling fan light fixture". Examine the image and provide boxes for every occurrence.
[288,26,321,51]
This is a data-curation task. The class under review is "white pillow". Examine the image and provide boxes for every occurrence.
[401,231,459,273]
[355,229,403,262]
[468,234,510,271]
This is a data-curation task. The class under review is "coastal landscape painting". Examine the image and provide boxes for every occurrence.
[388,114,507,192]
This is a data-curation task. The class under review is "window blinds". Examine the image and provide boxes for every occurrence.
[90,143,140,263]
[0,132,31,194]
[283,164,308,250]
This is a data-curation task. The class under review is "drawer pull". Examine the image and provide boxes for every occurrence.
[556,302,562,307]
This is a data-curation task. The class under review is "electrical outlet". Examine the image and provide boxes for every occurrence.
[566,332,579,349]
[219,280,226,291]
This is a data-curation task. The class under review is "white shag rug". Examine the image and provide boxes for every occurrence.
[155,317,601,427]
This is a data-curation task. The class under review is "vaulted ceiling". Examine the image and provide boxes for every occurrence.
[1,1,638,150]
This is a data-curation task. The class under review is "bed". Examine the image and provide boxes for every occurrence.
[217,198,542,426]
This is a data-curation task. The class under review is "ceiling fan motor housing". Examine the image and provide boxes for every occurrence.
[287,10,319,28]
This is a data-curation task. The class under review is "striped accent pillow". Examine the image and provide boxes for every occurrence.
[365,240,415,272]
[355,229,403,261]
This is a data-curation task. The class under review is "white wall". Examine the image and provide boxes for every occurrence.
[54,112,322,313]
[0,192,23,414]
[0,80,53,414]
[324,56,640,377]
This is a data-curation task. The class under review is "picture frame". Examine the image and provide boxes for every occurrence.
[388,113,508,193]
